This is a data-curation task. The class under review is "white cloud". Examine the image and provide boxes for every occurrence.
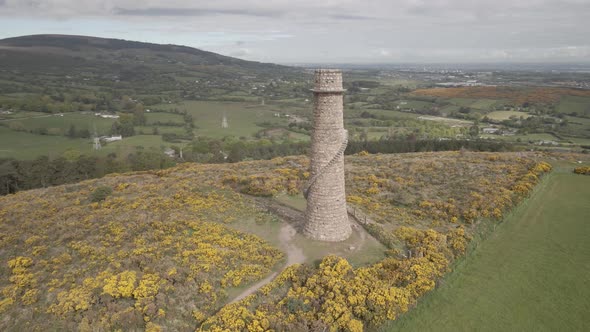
[0,0,588,63]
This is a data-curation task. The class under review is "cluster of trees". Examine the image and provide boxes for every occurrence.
[67,125,91,138]
[185,136,512,165]
[179,138,309,164]
[348,115,467,139]
[0,89,129,115]
[0,150,174,195]
[0,135,518,196]
[346,137,514,155]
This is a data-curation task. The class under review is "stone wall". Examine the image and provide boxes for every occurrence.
[303,69,352,242]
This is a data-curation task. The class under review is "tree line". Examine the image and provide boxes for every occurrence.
[0,138,514,196]
[0,150,175,195]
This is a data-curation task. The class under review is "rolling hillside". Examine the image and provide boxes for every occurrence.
[0,151,570,331]
[0,34,290,76]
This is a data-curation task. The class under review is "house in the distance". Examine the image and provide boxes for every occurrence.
[164,148,176,158]
[482,127,500,134]
[100,135,122,142]
[95,112,120,119]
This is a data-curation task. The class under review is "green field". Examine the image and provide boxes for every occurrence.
[135,125,186,135]
[0,111,48,120]
[10,113,115,135]
[448,98,500,110]
[377,78,421,89]
[384,165,590,331]
[487,110,532,120]
[448,98,479,107]
[145,112,184,125]
[557,95,590,117]
[417,115,473,127]
[481,133,560,142]
[398,100,434,110]
[470,98,501,110]
[99,135,176,155]
[0,126,94,159]
[0,126,174,160]
[355,108,421,119]
[158,101,291,138]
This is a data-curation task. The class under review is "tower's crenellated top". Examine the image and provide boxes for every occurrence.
[312,69,346,93]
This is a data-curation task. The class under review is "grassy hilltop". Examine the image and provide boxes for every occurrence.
[0,34,290,76]
[2,151,585,331]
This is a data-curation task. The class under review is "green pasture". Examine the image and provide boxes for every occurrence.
[557,95,590,116]
[486,110,532,120]
[0,126,94,159]
[6,113,115,135]
[0,125,176,160]
[565,115,590,138]
[145,112,184,125]
[567,137,590,145]
[135,126,186,135]
[446,98,504,111]
[440,104,461,114]
[448,98,479,107]
[480,133,568,146]
[384,165,590,331]
[398,100,434,110]
[0,111,48,120]
[100,135,176,155]
[566,115,590,126]
[355,108,421,119]
[470,98,501,110]
[377,78,421,89]
[157,101,290,139]
[287,131,310,141]
[416,115,473,127]
[270,99,309,115]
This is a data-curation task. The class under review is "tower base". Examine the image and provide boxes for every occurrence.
[303,204,352,242]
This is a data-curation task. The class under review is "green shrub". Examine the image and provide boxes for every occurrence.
[90,186,113,202]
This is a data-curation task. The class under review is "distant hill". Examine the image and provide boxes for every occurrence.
[0,34,292,77]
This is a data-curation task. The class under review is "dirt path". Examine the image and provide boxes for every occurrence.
[229,199,377,304]
[230,222,305,303]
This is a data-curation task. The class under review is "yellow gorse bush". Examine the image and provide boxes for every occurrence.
[0,152,560,331]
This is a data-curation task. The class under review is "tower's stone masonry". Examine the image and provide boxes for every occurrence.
[303,69,351,242]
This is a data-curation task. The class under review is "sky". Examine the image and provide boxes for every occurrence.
[0,0,589,64]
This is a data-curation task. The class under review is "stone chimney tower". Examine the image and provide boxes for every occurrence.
[303,69,351,242]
